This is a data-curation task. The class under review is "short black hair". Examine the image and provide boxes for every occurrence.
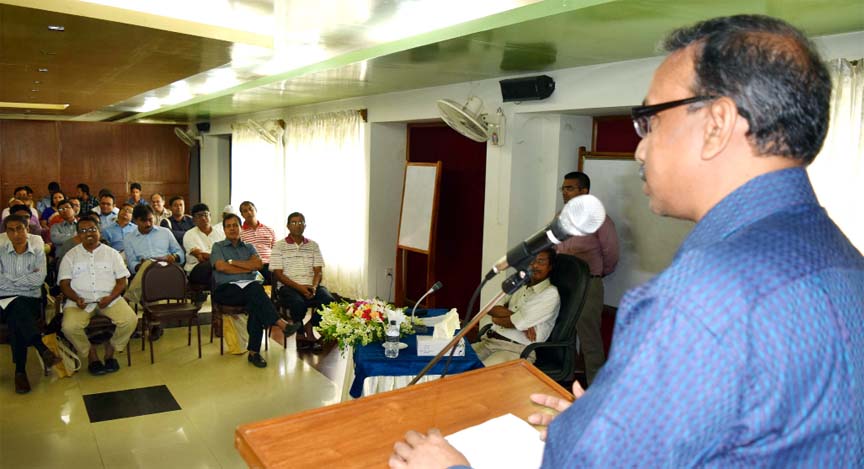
[132,204,155,221]
[56,199,72,210]
[48,181,61,192]
[23,186,33,195]
[97,188,112,199]
[190,203,210,216]
[663,15,831,164]
[120,202,135,210]
[168,195,184,206]
[77,183,90,195]
[99,193,115,203]
[287,212,305,225]
[3,214,29,230]
[9,204,30,215]
[222,213,241,227]
[563,172,590,192]
[130,182,142,191]
[13,186,27,195]
[239,201,256,211]
[76,214,100,231]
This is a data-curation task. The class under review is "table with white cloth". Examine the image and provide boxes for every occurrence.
[342,309,484,400]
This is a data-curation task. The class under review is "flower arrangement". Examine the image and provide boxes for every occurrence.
[315,298,419,352]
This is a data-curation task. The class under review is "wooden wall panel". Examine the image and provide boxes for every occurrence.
[0,120,60,201]
[1,120,190,210]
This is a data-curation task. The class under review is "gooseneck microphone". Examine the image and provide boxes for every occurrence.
[410,281,443,320]
[489,194,606,277]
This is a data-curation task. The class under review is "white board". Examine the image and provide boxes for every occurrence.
[398,164,439,251]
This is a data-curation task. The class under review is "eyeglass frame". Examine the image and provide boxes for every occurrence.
[631,95,717,138]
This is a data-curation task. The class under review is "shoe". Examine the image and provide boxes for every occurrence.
[193,291,208,305]
[14,372,30,394]
[88,360,107,376]
[104,358,120,373]
[150,326,163,342]
[247,353,267,368]
[283,321,303,337]
[40,348,62,369]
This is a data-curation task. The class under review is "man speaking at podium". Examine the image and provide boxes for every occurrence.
[390,15,864,467]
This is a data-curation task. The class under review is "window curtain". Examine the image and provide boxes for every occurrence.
[283,110,367,298]
[230,120,287,238]
[809,58,864,252]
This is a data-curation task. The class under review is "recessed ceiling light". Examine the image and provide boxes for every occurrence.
[48,25,65,31]
[33,80,41,84]
[0,101,70,110]
[37,68,48,72]
[31,89,39,92]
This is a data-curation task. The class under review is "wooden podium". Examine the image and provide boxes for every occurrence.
[235,360,572,468]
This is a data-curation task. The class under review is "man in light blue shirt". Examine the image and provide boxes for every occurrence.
[101,203,136,252]
[95,193,119,227]
[123,205,184,274]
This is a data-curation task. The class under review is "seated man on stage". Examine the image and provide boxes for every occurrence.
[211,214,292,368]
[472,249,559,366]
[0,215,59,394]
[59,215,137,376]
[100,203,136,252]
[270,212,335,352]
[183,203,224,298]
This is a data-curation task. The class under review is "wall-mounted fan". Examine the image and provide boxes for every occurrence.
[437,97,505,145]
[174,127,199,147]
[248,119,280,145]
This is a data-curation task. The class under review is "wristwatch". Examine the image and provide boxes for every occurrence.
[228,259,233,265]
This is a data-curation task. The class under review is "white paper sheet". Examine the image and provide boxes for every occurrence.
[446,413,545,469]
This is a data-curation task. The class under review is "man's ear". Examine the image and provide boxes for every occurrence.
[701,97,738,161]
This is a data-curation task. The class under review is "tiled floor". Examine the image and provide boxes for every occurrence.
[0,319,348,469]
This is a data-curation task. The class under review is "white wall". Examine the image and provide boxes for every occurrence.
[205,30,864,306]
[199,134,231,213]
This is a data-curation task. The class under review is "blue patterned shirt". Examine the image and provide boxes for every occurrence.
[544,168,864,466]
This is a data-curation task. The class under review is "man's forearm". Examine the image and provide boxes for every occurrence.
[232,258,261,271]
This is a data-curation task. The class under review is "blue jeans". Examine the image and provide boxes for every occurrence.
[277,285,335,327]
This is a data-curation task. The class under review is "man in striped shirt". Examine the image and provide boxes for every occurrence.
[270,212,335,352]
[239,201,275,284]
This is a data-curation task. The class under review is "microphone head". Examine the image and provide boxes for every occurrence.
[431,281,443,292]
[560,194,606,236]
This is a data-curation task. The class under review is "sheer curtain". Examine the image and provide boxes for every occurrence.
[809,58,864,252]
[283,110,367,298]
[231,121,287,238]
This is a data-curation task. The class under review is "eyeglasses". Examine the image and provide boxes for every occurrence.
[631,96,717,138]
[78,227,98,234]
[560,184,579,192]
[193,212,210,218]
[288,221,305,226]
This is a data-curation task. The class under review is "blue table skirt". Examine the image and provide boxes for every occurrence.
[350,309,484,398]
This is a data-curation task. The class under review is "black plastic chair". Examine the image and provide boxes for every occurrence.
[210,275,269,355]
[519,254,591,383]
[141,262,201,364]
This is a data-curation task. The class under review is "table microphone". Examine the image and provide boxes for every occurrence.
[410,281,443,320]
[488,194,606,278]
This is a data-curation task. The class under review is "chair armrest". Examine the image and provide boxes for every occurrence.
[520,340,573,359]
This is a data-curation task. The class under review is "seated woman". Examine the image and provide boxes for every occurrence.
[39,191,66,231]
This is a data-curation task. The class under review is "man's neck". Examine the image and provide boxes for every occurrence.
[12,243,27,254]
[172,214,185,221]
[246,218,259,227]
[289,234,304,243]
[117,220,129,227]
[230,238,240,246]
[84,242,99,252]
[200,225,212,235]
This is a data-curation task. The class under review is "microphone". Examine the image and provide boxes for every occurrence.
[490,194,606,275]
[410,281,443,320]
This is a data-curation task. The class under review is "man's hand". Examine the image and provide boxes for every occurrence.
[389,429,469,469]
[157,254,176,264]
[75,297,87,309]
[527,381,584,440]
[97,296,112,309]
[525,326,537,342]
[301,284,315,299]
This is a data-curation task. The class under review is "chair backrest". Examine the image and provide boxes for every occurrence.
[533,254,591,370]
[141,262,189,303]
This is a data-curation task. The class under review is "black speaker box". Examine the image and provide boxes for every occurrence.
[195,122,211,133]
[499,75,555,102]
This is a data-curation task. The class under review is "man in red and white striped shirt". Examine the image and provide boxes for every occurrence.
[239,201,276,284]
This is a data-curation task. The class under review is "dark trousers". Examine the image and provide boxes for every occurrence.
[0,296,43,369]
[214,282,278,353]
[277,285,334,327]
[188,261,213,289]
[258,264,271,285]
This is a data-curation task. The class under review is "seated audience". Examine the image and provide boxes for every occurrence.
[126,182,148,206]
[239,201,275,283]
[101,203,136,252]
[211,214,293,368]
[150,193,171,226]
[271,212,335,352]
[76,184,97,214]
[36,181,61,214]
[472,249,560,366]
[39,191,65,231]
[59,216,136,376]
[0,215,59,394]
[96,193,119,227]
[160,196,194,245]
[4,204,42,238]
[1,187,39,225]
[183,203,225,295]
[123,204,184,302]
[49,199,78,246]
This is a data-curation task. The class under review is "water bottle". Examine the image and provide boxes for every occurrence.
[384,320,400,358]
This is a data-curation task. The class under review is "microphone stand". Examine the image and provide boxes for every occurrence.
[408,269,531,386]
